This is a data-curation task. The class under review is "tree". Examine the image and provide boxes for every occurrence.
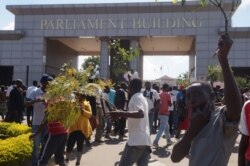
[81,56,100,79]
[235,76,249,90]
[171,0,240,34]
[80,40,140,82]
[207,65,223,82]
[109,39,140,82]
[177,72,190,87]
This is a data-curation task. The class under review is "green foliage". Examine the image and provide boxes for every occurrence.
[44,64,104,128]
[0,122,31,139]
[46,100,81,128]
[109,39,140,81]
[235,76,249,90]
[207,65,223,82]
[177,72,189,87]
[81,56,100,78]
[0,133,32,166]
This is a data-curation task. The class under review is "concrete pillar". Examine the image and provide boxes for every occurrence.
[100,38,110,79]
[189,55,196,82]
[130,40,143,79]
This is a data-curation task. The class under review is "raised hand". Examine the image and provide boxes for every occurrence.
[216,34,233,61]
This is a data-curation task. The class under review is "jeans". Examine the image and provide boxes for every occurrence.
[105,116,112,134]
[148,110,154,134]
[95,106,105,141]
[153,115,171,144]
[32,125,48,166]
[119,143,151,166]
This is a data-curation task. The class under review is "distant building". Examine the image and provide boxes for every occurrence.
[152,75,177,87]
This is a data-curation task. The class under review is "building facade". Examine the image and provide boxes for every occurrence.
[0,0,250,85]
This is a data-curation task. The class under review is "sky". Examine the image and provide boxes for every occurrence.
[0,0,250,80]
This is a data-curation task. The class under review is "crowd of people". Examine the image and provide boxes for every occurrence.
[1,35,250,166]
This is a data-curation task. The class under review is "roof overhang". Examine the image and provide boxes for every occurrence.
[7,1,237,15]
[0,30,24,40]
[49,36,195,56]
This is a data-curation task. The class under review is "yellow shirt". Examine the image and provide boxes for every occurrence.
[69,100,92,138]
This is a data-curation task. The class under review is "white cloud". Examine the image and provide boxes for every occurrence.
[1,21,14,30]
[239,0,250,9]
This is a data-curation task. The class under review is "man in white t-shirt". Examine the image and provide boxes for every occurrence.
[108,78,151,166]
[168,86,178,135]
[142,81,160,134]
[26,74,53,166]
[25,80,38,126]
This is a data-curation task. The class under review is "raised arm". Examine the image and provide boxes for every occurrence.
[217,35,242,121]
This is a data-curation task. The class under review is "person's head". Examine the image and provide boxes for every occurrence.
[168,86,173,92]
[76,93,86,101]
[162,83,169,91]
[15,79,23,88]
[40,74,53,89]
[11,80,16,86]
[186,81,214,112]
[88,78,94,83]
[120,82,127,90]
[179,85,185,91]
[129,78,142,95]
[32,80,38,87]
[104,85,110,93]
[153,84,160,93]
[145,81,151,90]
[173,86,178,91]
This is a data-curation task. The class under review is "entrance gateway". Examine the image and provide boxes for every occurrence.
[0,1,250,85]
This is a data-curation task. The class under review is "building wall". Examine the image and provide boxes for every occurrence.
[0,2,250,85]
[46,39,78,76]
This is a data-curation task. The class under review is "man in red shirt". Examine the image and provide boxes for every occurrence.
[153,83,173,147]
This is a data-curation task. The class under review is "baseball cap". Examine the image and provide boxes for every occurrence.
[40,74,53,83]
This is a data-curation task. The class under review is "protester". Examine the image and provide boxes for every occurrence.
[175,88,189,139]
[94,87,105,143]
[239,99,250,166]
[171,34,242,165]
[152,84,160,131]
[66,93,92,166]
[0,85,7,120]
[30,119,68,166]
[29,75,68,166]
[25,80,38,126]
[108,78,151,166]
[168,86,178,136]
[113,83,127,138]
[102,85,116,138]
[27,75,52,166]
[5,79,24,123]
[153,83,173,147]
[142,81,160,134]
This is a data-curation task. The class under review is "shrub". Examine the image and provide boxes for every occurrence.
[0,122,31,139]
[0,133,32,166]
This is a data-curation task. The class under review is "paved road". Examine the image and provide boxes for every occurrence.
[62,132,240,166]
[1,116,239,166]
